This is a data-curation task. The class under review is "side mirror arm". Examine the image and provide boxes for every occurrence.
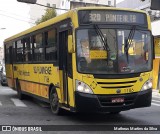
[68,35,75,53]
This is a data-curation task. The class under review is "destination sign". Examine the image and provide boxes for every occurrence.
[78,10,147,26]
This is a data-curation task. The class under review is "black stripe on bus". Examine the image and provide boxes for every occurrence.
[97,81,137,84]
[101,85,133,88]
[93,73,140,79]
[12,78,60,88]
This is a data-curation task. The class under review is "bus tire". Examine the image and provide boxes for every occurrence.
[16,80,25,100]
[1,81,5,86]
[109,111,121,114]
[49,87,63,115]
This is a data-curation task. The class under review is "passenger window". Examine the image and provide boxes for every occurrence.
[33,34,44,61]
[5,44,10,63]
[33,33,43,48]
[24,37,32,62]
[45,29,57,61]
[13,42,17,62]
[17,40,24,62]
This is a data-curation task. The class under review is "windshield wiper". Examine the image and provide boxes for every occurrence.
[94,24,110,51]
[124,26,136,63]
[94,24,111,64]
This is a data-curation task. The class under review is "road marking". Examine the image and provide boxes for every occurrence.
[151,103,160,107]
[152,100,160,103]
[11,98,27,107]
[0,101,2,106]
[152,96,160,99]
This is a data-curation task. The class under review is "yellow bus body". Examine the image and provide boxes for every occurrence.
[4,7,153,113]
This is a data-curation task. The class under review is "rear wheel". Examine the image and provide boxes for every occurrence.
[1,81,5,86]
[16,80,25,100]
[50,88,63,115]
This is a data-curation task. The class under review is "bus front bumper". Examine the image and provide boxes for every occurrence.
[75,89,152,113]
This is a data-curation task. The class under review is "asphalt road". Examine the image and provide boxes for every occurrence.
[0,85,160,134]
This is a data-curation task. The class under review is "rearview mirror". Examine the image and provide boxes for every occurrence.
[151,0,160,10]
[68,35,75,53]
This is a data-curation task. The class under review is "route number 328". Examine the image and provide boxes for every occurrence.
[89,13,101,22]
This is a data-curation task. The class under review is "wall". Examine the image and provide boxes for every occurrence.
[152,21,160,36]
[58,0,116,14]
[117,0,150,9]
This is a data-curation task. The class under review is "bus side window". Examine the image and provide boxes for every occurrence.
[17,40,24,62]
[44,29,57,61]
[12,42,16,63]
[33,33,44,61]
[5,44,10,64]
[24,37,32,62]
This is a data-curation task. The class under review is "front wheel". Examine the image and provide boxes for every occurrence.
[49,88,63,115]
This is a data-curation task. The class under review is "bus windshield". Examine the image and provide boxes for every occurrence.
[76,28,152,74]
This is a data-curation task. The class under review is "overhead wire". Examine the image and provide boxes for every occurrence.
[0,13,35,24]
[0,3,69,25]
[0,9,36,22]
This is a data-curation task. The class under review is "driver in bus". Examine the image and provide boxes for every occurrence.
[80,39,91,63]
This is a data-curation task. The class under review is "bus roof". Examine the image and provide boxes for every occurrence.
[77,7,147,13]
[154,35,160,39]
[4,7,147,43]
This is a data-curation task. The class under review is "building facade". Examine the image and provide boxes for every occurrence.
[117,0,150,9]
[29,0,116,25]
[58,0,116,14]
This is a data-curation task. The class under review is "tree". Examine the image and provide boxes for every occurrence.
[35,8,57,25]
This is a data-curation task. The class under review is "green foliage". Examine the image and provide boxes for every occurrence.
[36,8,57,25]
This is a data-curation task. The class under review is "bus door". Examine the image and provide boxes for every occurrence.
[59,30,73,106]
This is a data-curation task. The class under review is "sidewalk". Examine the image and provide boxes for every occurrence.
[152,89,160,97]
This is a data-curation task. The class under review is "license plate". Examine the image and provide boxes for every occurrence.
[112,98,124,103]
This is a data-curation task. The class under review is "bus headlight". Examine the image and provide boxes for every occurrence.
[141,79,152,91]
[76,80,93,94]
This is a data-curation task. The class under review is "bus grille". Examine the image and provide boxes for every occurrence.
[97,93,137,107]
[97,80,137,89]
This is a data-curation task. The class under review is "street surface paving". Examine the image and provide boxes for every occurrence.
[0,85,160,134]
[152,89,160,106]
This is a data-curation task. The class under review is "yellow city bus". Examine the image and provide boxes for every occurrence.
[4,7,154,114]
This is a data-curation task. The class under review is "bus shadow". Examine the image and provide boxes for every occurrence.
[8,94,149,125]
[61,111,147,125]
